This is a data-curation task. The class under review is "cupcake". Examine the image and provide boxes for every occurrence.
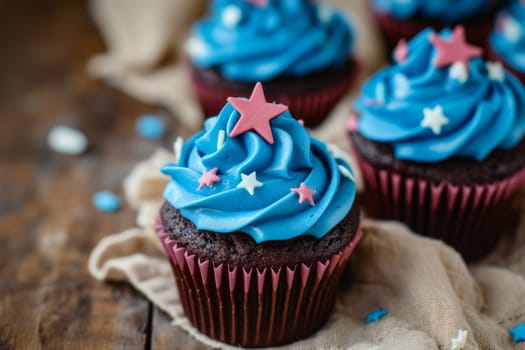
[369,0,507,50]
[186,0,357,127]
[488,0,525,84]
[158,82,361,347]
[348,26,525,261]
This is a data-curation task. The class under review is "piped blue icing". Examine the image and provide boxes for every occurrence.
[187,0,353,82]
[355,28,525,163]
[490,1,525,72]
[370,0,505,22]
[161,103,356,243]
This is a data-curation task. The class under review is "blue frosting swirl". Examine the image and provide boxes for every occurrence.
[355,28,525,163]
[490,1,525,72]
[161,103,356,243]
[370,0,505,22]
[186,0,353,82]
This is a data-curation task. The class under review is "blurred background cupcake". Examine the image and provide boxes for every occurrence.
[186,0,358,126]
[368,0,508,51]
[158,83,361,347]
[348,26,525,261]
[488,0,525,84]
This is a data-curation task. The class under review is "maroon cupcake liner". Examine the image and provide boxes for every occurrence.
[370,10,494,52]
[156,217,363,348]
[190,62,358,127]
[354,152,525,261]
[486,45,525,85]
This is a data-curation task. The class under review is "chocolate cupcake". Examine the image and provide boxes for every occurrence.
[158,83,361,347]
[186,0,358,126]
[349,26,525,261]
[488,0,525,84]
[368,0,507,51]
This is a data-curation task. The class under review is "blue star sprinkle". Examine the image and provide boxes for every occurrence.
[136,115,166,139]
[92,191,121,212]
[365,308,388,325]
[509,323,525,344]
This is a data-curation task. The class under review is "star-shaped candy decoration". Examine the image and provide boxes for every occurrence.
[197,168,220,190]
[486,61,505,82]
[245,0,268,7]
[237,171,263,195]
[291,182,316,206]
[228,82,288,144]
[449,61,468,84]
[429,26,482,73]
[394,38,408,64]
[451,329,468,350]
[421,105,449,135]
[509,323,525,344]
[186,36,209,59]
[501,15,522,43]
[346,114,358,132]
[365,308,388,325]
[221,5,242,28]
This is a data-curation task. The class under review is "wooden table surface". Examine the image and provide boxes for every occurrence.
[0,1,209,349]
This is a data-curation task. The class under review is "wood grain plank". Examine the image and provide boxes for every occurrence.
[151,307,211,350]
[0,0,155,349]
[0,0,216,348]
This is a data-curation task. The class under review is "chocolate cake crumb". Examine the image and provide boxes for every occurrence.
[160,201,360,267]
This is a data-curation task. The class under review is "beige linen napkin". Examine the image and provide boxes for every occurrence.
[87,1,525,348]
[88,149,525,350]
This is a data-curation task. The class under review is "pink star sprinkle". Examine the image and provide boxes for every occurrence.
[228,82,288,144]
[495,13,507,32]
[346,113,358,132]
[298,119,304,126]
[245,0,268,7]
[364,99,384,106]
[291,182,316,206]
[394,38,408,63]
[197,168,220,190]
[429,26,482,72]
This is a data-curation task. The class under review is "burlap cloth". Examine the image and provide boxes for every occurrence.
[87,1,525,349]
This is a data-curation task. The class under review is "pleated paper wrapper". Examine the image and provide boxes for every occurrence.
[355,151,525,261]
[155,217,363,348]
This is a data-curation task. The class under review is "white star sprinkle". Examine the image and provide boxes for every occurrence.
[449,62,468,83]
[421,105,449,135]
[217,130,226,150]
[486,61,505,82]
[451,329,468,350]
[237,171,263,196]
[221,5,242,28]
[185,36,209,58]
[173,136,184,163]
[338,165,355,182]
[502,16,522,43]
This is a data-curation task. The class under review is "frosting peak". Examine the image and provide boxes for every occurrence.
[162,83,356,242]
[355,27,525,163]
[187,0,353,82]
